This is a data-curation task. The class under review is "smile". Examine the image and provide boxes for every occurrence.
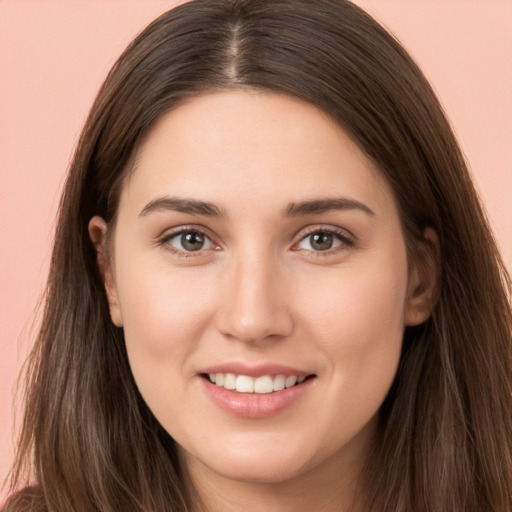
[207,373,308,394]
[200,370,316,418]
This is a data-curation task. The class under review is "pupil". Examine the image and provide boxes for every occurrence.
[311,233,333,251]
[182,232,204,251]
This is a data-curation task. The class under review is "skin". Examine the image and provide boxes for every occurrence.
[90,90,437,512]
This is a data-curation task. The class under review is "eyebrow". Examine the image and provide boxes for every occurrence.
[139,196,375,219]
[139,197,226,217]
[284,197,375,217]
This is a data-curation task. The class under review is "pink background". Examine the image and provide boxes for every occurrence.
[1,0,511,492]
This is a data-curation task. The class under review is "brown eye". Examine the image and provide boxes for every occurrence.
[181,232,205,251]
[297,230,347,252]
[166,230,214,252]
[310,232,334,251]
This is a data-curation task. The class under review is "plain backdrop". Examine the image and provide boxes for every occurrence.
[1,0,511,494]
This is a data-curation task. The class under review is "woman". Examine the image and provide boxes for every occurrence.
[4,0,512,510]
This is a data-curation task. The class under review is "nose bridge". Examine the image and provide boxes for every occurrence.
[215,246,293,343]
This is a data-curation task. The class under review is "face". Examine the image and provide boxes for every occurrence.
[90,91,433,491]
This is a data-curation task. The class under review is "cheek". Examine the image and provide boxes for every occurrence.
[114,258,217,396]
[298,251,408,400]
[287,255,408,456]
[118,257,211,338]
[114,263,224,433]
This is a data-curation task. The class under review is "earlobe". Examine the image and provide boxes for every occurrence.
[88,216,123,327]
[405,227,441,326]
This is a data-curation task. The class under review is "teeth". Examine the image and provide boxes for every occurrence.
[208,373,308,394]
[285,375,297,388]
[236,375,254,393]
[224,373,236,390]
[273,374,285,391]
[254,376,273,394]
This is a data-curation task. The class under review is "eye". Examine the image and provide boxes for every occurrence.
[163,229,215,253]
[296,229,352,252]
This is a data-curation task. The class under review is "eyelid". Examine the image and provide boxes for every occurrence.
[156,223,355,258]
[291,225,355,253]
[158,225,220,257]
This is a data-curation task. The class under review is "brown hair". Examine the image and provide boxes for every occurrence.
[4,0,512,510]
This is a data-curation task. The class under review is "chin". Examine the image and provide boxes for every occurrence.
[208,456,310,485]
[180,437,316,485]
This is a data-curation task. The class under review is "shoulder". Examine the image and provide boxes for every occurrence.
[2,487,47,512]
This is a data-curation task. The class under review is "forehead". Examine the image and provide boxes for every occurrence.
[119,90,396,217]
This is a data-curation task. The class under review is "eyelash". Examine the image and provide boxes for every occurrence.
[158,225,355,258]
[292,226,354,256]
[158,226,217,258]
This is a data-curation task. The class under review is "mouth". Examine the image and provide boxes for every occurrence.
[200,372,316,395]
[198,363,317,417]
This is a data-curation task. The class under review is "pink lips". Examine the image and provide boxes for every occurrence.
[201,362,311,379]
[199,363,315,419]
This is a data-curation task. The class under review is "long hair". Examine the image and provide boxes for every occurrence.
[4,1,512,510]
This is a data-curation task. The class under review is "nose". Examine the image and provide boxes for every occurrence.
[214,253,294,345]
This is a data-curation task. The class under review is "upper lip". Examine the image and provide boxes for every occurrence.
[200,362,314,379]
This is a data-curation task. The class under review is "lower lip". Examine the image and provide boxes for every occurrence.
[200,376,315,419]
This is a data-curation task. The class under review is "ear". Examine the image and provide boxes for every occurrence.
[88,216,123,327]
[405,227,440,326]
